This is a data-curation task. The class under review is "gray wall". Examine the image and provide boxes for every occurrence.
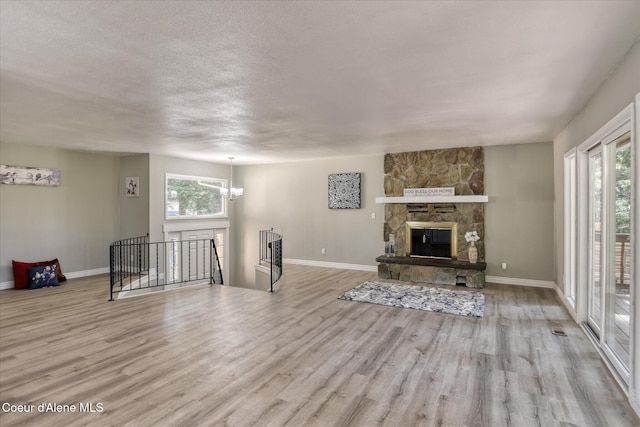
[0,143,120,282]
[119,154,150,239]
[232,155,385,287]
[132,149,557,287]
[553,40,640,292]
[232,149,555,287]
[485,142,554,281]
[0,148,233,284]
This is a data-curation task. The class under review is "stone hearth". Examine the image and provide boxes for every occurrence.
[376,256,486,289]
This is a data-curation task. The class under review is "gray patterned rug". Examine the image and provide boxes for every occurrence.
[338,281,484,318]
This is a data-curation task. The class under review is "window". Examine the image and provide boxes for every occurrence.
[165,174,227,219]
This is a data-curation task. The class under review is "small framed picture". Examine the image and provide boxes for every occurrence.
[126,176,139,197]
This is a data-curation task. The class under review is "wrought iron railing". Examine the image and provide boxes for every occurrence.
[259,228,283,292]
[111,235,150,276]
[109,236,223,301]
[615,233,631,288]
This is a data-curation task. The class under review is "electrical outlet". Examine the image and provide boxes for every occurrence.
[321,248,326,255]
[371,212,376,219]
[501,262,507,270]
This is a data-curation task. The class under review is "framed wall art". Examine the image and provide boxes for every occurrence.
[0,165,60,187]
[328,172,361,209]
[126,176,139,197]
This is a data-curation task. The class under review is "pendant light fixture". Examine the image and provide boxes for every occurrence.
[221,156,243,201]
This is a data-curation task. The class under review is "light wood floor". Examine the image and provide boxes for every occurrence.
[0,265,638,427]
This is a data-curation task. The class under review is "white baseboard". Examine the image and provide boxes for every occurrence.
[254,264,271,274]
[0,281,14,290]
[3,266,556,292]
[0,267,110,290]
[485,275,556,288]
[65,267,110,280]
[553,283,578,321]
[283,258,377,272]
[630,388,640,421]
[280,264,556,287]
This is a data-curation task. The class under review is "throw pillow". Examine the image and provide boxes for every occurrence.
[46,258,67,282]
[28,265,60,289]
[12,260,40,289]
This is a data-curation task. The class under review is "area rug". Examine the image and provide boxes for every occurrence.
[338,281,484,318]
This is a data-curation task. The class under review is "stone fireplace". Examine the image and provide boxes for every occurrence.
[377,147,487,288]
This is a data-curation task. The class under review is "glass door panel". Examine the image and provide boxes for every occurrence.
[588,148,603,336]
[604,136,632,372]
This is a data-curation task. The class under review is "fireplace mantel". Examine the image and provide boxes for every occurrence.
[375,195,488,204]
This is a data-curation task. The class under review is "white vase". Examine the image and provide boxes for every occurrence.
[468,241,478,264]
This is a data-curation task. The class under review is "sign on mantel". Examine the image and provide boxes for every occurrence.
[404,187,455,197]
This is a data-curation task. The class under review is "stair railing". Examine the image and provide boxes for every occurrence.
[109,236,223,301]
[259,228,283,292]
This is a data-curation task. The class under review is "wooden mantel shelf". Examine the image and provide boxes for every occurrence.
[375,195,488,204]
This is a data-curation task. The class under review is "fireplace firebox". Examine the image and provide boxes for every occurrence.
[405,221,457,259]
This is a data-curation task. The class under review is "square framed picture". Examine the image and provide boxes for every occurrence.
[328,172,361,209]
[126,176,139,197]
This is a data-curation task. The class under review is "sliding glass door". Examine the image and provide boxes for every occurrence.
[584,124,633,382]
[570,103,636,391]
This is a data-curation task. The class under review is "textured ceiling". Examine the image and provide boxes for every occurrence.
[1,1,639,164]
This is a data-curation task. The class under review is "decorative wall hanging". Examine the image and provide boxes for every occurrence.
[126,176,139,197]
[328,172,361,209]
[0,165,60,187]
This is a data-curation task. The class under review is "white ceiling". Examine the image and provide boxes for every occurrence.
[1,1,639,165]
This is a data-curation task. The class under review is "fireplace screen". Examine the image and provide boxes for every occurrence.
[406,221,457,259]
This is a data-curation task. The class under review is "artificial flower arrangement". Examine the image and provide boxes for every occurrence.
[465,231,480,243]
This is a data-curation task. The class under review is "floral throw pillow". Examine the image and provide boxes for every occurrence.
[27,265,60,289]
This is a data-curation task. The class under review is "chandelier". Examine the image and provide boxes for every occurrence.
[221,156,243,201]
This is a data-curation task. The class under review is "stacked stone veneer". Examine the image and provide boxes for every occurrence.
[381,147,485,287]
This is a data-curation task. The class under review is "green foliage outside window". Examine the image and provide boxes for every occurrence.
[616,144,631,234]
[166,174,226,218]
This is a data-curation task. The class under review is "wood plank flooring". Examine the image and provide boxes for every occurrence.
[0,265,638,426]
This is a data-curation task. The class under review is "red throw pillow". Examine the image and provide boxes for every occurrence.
[12,260,40,289]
